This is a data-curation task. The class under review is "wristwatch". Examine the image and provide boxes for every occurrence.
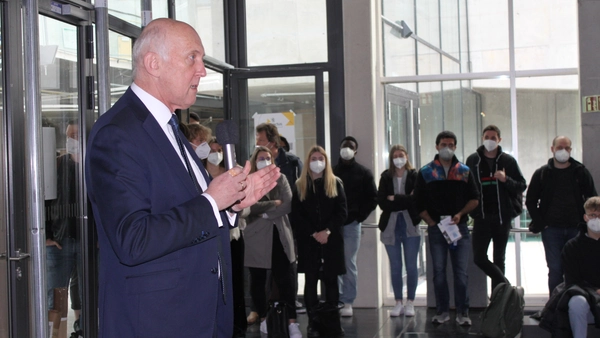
[325,228,331,235]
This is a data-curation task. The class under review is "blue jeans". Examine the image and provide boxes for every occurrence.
[541,226,579,296]
[568,295,595,338]
[339,221,361,304]
[428,222,471,314]
[384,216,421,301]
[46,237,82,310]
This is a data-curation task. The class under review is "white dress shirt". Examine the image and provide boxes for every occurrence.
[131,83,235,227]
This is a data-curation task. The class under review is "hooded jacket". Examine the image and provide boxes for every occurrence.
[466,145,527,225]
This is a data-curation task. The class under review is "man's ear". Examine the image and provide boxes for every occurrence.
[143,52,161,77]
[584,214,589,223]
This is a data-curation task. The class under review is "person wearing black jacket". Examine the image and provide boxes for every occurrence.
[539,196,600,338]
[466,125,527,293]
[377,144,422,317]
[525,136,597,296]
[415,131,480,326]
[333,136,377,317]
[292,145,347,337]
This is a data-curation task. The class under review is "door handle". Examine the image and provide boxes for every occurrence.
[8,249,30,261]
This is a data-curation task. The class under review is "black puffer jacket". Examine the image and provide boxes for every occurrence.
[333,158,377,224]
[376,169,421,231]
[292,177,347,276]
[466,145,527,224]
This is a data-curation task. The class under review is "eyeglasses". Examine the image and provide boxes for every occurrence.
[586,213,600,219]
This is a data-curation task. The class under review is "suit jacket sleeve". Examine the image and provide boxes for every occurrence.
[87,123,222,267]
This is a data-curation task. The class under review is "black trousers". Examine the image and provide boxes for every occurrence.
[231,235,247,336]
[248,227,296,320]
[472,215,511,293]
[303,265,339,319]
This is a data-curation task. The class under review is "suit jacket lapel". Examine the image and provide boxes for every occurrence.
[186,142,211,184]
[126,92,200,197]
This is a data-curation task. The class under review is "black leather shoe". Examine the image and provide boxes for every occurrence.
[307,325,320,337]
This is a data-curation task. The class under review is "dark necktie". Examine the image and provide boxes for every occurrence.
[168,114,201,193]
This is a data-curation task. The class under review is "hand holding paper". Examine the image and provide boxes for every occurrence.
[437,217,462,244]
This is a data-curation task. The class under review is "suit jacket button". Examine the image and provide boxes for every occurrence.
[211,268,217,274]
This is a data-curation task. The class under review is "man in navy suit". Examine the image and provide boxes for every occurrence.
[85,18,279,338]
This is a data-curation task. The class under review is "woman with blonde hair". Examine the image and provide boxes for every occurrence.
[292,145,347,337]
[377,144,422,317]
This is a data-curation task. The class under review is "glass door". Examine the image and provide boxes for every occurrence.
[228,70,328,161]
[228,68,328,300]
[0,6,8,338]
[384,85,420,167]
[40,14,88,337]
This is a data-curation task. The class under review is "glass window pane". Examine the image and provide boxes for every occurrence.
[417,45,441,76]
[514,0,578,70]
[467,0,509,72]
[108,31,133,107]
[440,0,459,60]
[416,0,440,49]
[516,75,581,183]
[244,76,317,159]
[246,0,327,66]
[190,68,225,132]
[471,78,512,152]
[152,0,169,19]
[519,233,549,302]
[108,0,141,27]
[176,0,226,61]
[39,15,83,332]
[382,0,416,77]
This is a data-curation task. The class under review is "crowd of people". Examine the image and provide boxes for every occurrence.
[81,18,598,338]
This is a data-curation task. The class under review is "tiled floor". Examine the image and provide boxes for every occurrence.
[245,306,491,338]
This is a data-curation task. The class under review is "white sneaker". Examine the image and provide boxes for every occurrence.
[431,312,450,324]
[260,319,267,334]
[456,313,472,326]
[340,303,353,317]
[295,300,307,314]
[390,302,404,317]
[404,300,415,317]
[288,322,302,338]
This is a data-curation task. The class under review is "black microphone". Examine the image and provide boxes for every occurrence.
[215,120,239,170]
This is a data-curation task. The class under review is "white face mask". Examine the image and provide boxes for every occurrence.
[554,149,570,163]
[587,218,600,233]
[310,160,326,174]
[393,157,407,169]
[194,142,210,160]
[438,147,454,161]
[340,147,355,160]
[483,140,498,152]
[207,152,223,166]
[256,159,271,170]
[66,137,80,155]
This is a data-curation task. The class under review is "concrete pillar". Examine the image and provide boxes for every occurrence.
[342,1,384,308]
[579,0,600,188]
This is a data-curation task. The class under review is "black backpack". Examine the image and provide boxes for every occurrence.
[480,282,525,338]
